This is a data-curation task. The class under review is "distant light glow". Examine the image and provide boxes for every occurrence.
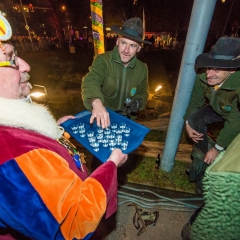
[155,85,162,92]
[30,92,45,98]
[30,85,47,98]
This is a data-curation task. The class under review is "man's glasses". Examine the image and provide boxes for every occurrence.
[0,43,19,69]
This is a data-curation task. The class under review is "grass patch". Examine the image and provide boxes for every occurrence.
[145,130,167,142]
[117,154,195,194]
[145,129,191,144]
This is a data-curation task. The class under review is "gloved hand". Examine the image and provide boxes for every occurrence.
[125,98,142,115]
[115,98,142,118]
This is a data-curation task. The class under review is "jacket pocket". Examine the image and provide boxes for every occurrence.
[218,98,232,113]
[102,76,119,98]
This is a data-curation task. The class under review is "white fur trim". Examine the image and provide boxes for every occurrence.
[0,97,62,139]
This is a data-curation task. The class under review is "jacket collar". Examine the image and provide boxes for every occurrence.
[200,71,240,90]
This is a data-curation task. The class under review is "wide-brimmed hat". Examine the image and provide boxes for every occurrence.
[111,17,151,45]
[195,37,240,68]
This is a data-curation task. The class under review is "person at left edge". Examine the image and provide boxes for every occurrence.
[0,41,128,240]
[81,17,151,128]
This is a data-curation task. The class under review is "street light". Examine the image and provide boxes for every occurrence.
[83,25,88,39]
[30,85,47,98]
[222,0,235,35]
[61,6,71,42]
[18,0,34,51]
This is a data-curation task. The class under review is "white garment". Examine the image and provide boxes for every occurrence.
[0,97,62,139]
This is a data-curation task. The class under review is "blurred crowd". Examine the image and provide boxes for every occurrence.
[11,35,61,52]
[10,33,184,53]
[143,35,184,51]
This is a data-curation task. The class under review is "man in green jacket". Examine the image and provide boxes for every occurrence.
[183,36,240,195]
[81,18,151,128]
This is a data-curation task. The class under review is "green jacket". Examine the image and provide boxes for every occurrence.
[184,71,240,148]
[81,46,149,113]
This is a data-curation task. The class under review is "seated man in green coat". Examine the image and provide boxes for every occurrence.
[183,37,240,195]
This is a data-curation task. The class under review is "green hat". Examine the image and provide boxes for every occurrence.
[195,37,240,69]
[111,17,151,45]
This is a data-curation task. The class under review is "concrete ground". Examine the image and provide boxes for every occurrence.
[90,183,203,240]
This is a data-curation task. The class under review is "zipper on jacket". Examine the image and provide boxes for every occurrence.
[118,67,127,109]
[210,87,216,105]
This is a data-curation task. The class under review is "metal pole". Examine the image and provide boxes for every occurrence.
[160,0,217,172]
[19,0,34,51]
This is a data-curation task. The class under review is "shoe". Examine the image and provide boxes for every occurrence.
[186,163,192,175]
[181,221,192,240]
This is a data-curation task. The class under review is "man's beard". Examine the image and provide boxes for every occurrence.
[21,72,30,83]
[20,72,32,89]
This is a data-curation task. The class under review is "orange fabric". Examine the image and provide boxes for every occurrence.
[15,149,107,240]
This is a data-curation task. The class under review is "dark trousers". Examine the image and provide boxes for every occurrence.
[188,105,224,182]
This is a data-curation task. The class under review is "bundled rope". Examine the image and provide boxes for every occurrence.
[118,185,202,236]
[118,185,202,211]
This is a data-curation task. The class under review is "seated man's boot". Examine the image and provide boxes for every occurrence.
[181,221,192,240]
[181,206,203,240]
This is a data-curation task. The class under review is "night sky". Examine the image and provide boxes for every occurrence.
[4,0,240,40]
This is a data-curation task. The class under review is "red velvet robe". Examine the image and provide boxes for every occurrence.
[0,126,118,240]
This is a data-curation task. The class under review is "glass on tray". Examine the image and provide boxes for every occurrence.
[87,131,94,138]
[109,139,116,150]
[102,138,108,147]
[97,126,104,133]
[79,127,86,137]
[110,122,118,132]
[96,133,103,142]
[115,133,122,145]
[119,123,126,131]
[121,140,128,151]
[92,141,100,152]
[123,127,131,137]
[104,127,111,135]
[88,136,96,146]
[71,124,78,134]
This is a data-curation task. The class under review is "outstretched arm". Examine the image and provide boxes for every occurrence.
[57,115,76,125]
